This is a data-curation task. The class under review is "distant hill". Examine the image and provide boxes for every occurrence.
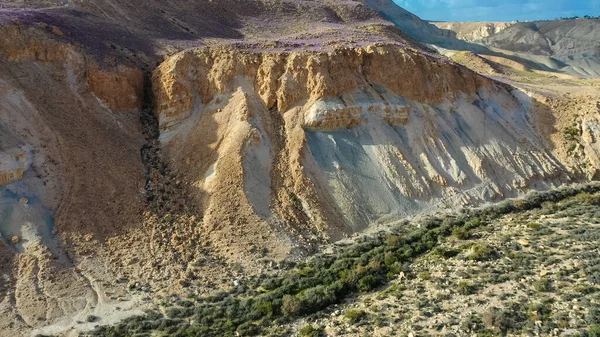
[431,22,515,42]
[360,0,600,77]
[480,19,600,77]
[431,19,600,77]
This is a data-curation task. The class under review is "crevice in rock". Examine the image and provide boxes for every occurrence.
[139,72,163,210]
[139,72,184,214]
[136,71,217,286]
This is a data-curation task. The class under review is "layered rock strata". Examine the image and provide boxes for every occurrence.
[151,45,574,258]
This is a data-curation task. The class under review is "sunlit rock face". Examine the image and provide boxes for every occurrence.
[152,44,570,240]
[0,144,31,186]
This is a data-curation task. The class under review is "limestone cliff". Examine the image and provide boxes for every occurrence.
[153,45,488,132]
[151,44,580,263]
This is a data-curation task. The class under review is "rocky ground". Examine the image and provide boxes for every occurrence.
[76,185,600,337]
[285,192,600,337]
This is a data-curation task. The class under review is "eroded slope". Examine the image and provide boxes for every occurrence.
[151,43,593,267]
[0,24,146,336]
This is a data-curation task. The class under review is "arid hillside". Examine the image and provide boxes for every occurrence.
[431,21,515,41]
[0,1,599,337]
[0,0,393,65]
[434,18,600,77]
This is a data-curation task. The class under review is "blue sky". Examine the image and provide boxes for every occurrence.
[393,0,600,22]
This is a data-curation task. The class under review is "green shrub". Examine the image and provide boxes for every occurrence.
[466,244,496,261]
[533,278,552,292]
[256,301,273,317]
[482,303,526,333]
[464,218,484,230]
[457,282,475,295]
[418,271,431,281]
[452,227,471,240]
[482,307,513,332]
[344,309,365,324]
[587,306,600,325]
[281,295,301,317]
[432,247,459,259]
[357,275,378,292]
[299,286,336,314]
[527,302,552,322]
[589,325,600,337]
[563,126,580,141]
[236,322,260,336]
[385,235,401,246]
[299,325,323,337]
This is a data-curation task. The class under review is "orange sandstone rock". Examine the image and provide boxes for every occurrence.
[88,66,144,112]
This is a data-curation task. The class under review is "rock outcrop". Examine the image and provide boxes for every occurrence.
[88,66,144,112]
[152,44,575,262]
[153,45,488,132]
[0,144,30,186]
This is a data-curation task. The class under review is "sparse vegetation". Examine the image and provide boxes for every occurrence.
[344,309,365,324]
[589,324,600,337]
[457,281,475,295]
[89,183,600,337]
[533,277,552,292]
[466,243,496,261]
[299,325,323,337]
[556,15,600,20]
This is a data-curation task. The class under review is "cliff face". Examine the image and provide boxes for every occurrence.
[151,44,576,261]
[87,67,144,112]
[153,45,487,132]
